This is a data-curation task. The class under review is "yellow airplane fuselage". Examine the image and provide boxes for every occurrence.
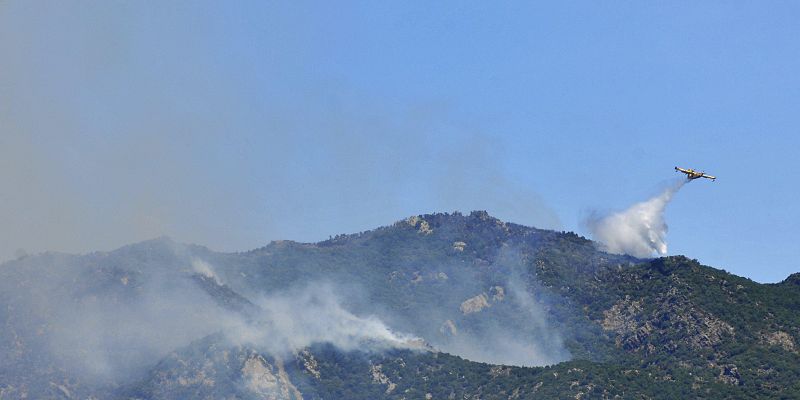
[675,167,715,181]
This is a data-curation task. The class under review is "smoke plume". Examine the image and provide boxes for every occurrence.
[586,179,686,258]
[0,248,420,385]
[224,284,424,355]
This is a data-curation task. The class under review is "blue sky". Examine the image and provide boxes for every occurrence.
[1,2,798,282]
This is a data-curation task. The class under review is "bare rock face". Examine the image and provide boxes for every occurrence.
[439,319,458,337]
[717,364,742,386]
[600,287,734,354]
[459,286,505,315]
[404,216,433,235]
[601,296,643,333]
[601,296,651,351]
[299,350,321,379]
[490,286,505,302]
[460,293,490,315]
[242,355,278,394]
[241,354,303,400]
[369,364,397,394]
[760,331,797,353]
[489,365,511,378]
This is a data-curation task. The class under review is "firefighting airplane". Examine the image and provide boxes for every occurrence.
[675,167,716,181]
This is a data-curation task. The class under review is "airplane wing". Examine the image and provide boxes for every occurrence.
[702,174,716,180]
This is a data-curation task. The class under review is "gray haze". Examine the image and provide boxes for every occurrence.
[0,2,559,263]
[0,248,422,385]
[415,246,569,367]
[1,3,568,384]
[0,232,570,388]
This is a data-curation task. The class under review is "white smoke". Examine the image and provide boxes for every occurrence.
[587,179,686,258]
[191,258,222,284]
[2,251,421,384]
[223,284,424,354]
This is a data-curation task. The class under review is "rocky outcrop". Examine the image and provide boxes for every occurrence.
[760,330,797,353]
[717,364,742,386]
[241,354,303,400]
[369,364,397,394]
[490,286,505,302]
[299,349,321,379]
[600,287,734,353]
[460,286,506,315]
[405,216,433,235]
[601,297,651,351]
[460,293,490,314]
[439,319,458,337]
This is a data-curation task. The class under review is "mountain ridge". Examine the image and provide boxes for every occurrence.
[1,211,799,399]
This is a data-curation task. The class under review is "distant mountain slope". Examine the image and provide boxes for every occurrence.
[1,211,798,399]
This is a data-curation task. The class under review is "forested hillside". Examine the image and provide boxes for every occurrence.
[1,211,798,399]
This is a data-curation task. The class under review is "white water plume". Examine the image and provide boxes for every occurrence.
[587,179,686,258]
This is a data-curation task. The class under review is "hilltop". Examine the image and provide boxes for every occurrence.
[1,211,799,399]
